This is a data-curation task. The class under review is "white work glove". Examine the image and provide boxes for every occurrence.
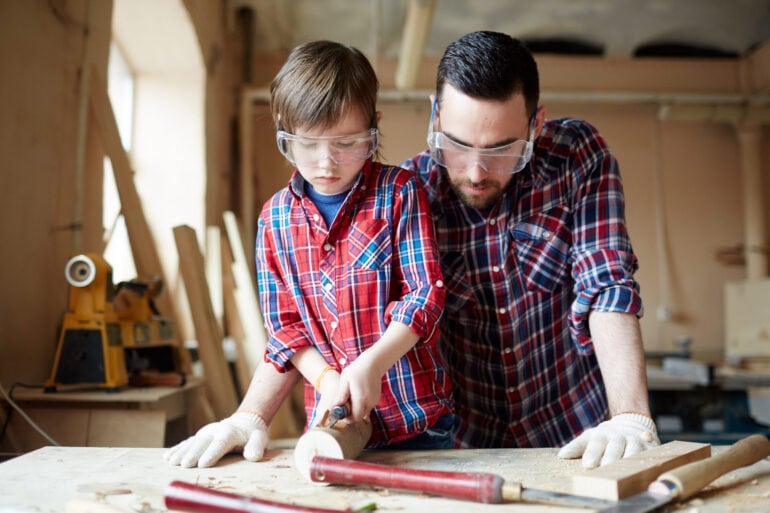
[163,411,269,468]
[557,413,660,468]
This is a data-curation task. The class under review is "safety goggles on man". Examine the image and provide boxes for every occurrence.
[426,99,535,175]
[276,128,379,167]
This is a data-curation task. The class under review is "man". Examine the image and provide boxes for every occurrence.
[164,31,658,470]
[400,31,658,468]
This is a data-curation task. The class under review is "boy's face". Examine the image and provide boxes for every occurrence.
[290,108,374,196]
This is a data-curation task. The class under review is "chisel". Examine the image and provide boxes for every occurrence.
[165,480,351,513]
[309,456,613,508]
[597,433,770,513]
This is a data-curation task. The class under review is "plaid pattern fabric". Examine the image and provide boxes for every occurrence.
[256,160,452,446]
[401,118,643,448]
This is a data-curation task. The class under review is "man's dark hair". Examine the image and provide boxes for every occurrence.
[437,31,539,118]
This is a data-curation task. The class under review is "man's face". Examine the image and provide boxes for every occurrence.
[435,84,533,209]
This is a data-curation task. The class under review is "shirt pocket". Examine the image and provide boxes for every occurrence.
[347,219,392,270]
[512,205,572,294]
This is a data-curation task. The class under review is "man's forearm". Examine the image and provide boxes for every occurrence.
[238,358,300,423]
[589,311,650,416]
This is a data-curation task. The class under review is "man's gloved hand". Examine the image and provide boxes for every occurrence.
[557,413,660,468]
[163,411,269,468]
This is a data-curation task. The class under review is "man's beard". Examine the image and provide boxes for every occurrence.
[448,178,504,209]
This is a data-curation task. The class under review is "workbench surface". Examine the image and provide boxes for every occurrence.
[0,444,768,512]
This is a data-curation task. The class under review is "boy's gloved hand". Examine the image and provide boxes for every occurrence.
[163,411,268,468]
[557,412,660,468]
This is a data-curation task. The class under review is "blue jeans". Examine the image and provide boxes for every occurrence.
[382,413,457,450]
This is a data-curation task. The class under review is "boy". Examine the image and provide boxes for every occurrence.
[257,40,453,449]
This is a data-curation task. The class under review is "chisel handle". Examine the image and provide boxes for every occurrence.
[165,480,350,513]
[310,456,509,503]
[650,434,770,501]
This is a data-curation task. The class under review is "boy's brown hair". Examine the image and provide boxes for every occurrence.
[270,41,379,134]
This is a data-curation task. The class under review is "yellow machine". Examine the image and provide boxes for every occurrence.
[45,253,182,391]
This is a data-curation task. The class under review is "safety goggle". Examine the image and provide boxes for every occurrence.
[276,128,379,167]
[426,99,535,175]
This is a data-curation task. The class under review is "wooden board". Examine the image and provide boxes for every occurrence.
[572,440,711,500]
[724,278,770,360]
[173,225,239,419]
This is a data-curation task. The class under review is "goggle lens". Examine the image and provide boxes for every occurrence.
[276,129,379,167]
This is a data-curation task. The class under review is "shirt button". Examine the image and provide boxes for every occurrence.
[541,230,551,238]
[324,283,333,291]
[504,347,512,354]
[323,243,333,252]
[339,356,348,365]
[331,321,338,329]
[492,265,500,272]
[498,307,506,314]
[489,219,496,225]
[507,386,515,393]
[435,279,444,288]
[313,214,319,221]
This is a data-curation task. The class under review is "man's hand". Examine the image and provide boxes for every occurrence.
[557,413,660,468]
[163,411,269,468]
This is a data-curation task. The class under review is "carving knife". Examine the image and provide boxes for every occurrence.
[597,433,770,513]
[326,403,350,429]
[309,455,613,508]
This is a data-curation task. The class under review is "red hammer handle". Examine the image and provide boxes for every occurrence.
[164,480,350,513]
[309,456,504,503]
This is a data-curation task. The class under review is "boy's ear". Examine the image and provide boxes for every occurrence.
[375,110,382,125]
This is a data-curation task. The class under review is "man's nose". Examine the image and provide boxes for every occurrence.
[465,161,490,182]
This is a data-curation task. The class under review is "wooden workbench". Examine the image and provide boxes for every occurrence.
[0,443,768,512]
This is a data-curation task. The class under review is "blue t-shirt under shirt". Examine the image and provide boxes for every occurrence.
[304,182,349,227]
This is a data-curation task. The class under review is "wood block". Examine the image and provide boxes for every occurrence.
[725,279,770,359]
[572,440,711,500]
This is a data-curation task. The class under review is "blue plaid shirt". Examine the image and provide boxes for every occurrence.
[401,117,643,448]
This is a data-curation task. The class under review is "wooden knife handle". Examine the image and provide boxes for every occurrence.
[164,480,350,513]
[309,456,505,503]
[652,434,770,501]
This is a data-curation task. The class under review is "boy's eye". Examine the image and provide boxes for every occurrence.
[298,141,317,150]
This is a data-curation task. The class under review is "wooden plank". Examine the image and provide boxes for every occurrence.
[571,440,711,500]
[173,225,239,419]
[220,231,251,396]
[88,66,191,375]
[222,211,268,372]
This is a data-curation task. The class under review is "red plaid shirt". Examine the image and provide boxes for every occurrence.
[401,118,643,448]
[257,160,452,446]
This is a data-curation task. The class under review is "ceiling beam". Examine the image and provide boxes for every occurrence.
[395,0,436,90]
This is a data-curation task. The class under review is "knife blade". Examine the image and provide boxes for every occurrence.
[326,403,350,429]
[597,433,770,513]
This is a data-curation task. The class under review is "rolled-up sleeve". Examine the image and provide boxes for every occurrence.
[566,122,643,350]
[383,174,445,345]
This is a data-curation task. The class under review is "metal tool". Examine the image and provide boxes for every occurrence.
[326,403,350,429]
[309,455,613,508]
[597,433,770,513]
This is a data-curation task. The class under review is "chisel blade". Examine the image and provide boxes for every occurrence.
[593,490,671,513]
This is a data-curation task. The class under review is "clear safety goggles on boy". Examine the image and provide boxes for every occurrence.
[276,128,379,167]
[426,99,535,175]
